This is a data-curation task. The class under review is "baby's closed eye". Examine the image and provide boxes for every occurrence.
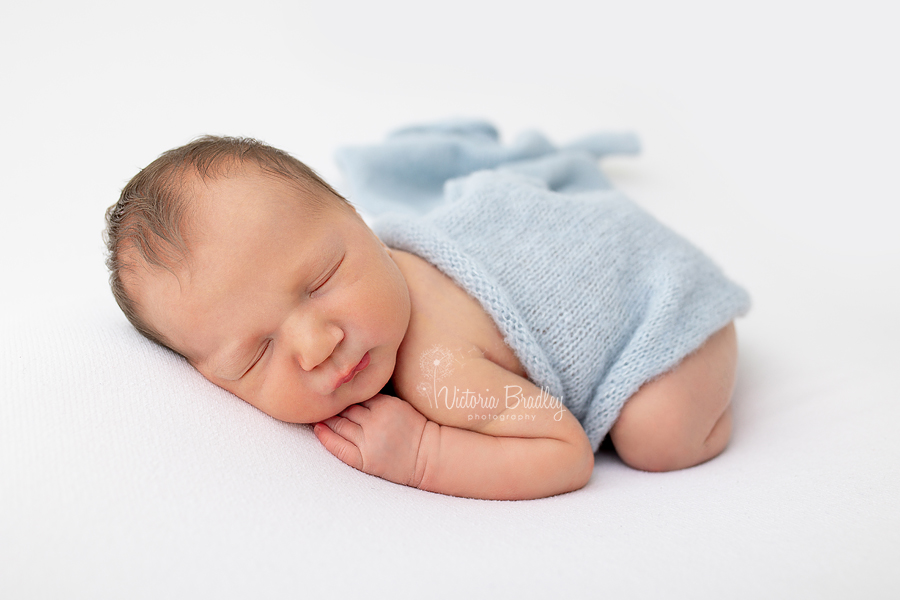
[242,340,271,378]
[309,255,344,297]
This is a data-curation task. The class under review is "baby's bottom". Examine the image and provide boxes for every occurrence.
[608,322,737,472]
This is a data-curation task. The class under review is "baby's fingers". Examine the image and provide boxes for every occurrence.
[314,419,363,471]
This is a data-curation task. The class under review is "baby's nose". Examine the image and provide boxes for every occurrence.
[295,321,344,372]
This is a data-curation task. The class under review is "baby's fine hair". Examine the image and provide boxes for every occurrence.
[104,135,345,349]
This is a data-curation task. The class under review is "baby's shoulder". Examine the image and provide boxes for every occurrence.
[388,250,525,408]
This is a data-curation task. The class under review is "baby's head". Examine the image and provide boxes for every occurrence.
[105,136,411,423]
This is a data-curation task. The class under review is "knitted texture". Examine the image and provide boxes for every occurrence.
[337,121,751,450]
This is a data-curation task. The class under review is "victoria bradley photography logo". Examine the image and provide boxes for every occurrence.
[416,345,566,421]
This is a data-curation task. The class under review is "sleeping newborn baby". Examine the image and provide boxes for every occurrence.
[105,125,750,500]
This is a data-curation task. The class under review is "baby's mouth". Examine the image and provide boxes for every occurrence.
[336,352,371,389]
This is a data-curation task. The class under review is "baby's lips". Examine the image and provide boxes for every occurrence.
[334,351,371,389]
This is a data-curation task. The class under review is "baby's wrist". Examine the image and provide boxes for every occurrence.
[412,420,442,490]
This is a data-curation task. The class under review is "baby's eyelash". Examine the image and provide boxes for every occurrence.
[311,256,344,293]
[242,341,270,377]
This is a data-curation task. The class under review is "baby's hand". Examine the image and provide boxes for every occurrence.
[313,394,430,488]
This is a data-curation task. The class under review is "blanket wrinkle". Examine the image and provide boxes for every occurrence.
[335,118,640,216]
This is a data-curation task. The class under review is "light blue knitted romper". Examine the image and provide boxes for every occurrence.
[336,121,751,451]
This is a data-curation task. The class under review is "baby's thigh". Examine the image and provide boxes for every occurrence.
[608,322,738,472]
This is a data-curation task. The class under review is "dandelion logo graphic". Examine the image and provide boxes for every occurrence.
[419,345,455,409]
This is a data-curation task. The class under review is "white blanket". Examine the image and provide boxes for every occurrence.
[3,296,896,597]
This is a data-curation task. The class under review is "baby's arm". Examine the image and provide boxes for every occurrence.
[314,356,594,500]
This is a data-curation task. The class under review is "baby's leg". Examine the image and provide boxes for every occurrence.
[608,323,737,472]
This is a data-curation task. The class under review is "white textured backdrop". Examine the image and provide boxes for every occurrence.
[2,1,898,598]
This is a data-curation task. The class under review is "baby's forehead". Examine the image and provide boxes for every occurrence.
[176,173,352,275]
[188,166,338,222]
